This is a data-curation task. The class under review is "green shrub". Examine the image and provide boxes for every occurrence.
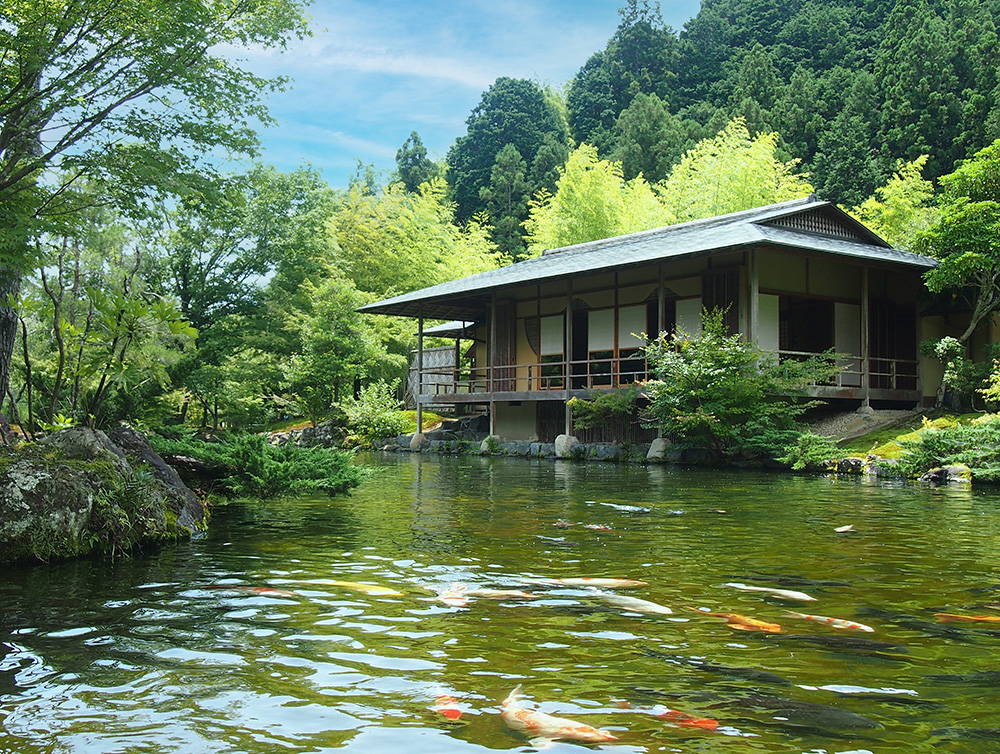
[778,432,840,471]
[340,380,409,447]
[567,385,639,431]
[896,414,1000,481]
[642,308,840,463]
[150,432,364,498]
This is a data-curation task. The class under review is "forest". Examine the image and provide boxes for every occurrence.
[1,0,999,446]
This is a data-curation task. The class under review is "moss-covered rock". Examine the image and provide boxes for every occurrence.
[0,426,208,564]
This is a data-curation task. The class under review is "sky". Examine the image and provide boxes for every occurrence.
[232,0,703,188]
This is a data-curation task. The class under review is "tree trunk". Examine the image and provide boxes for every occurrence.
[0,265,22,440]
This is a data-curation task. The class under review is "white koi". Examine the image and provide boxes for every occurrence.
[528,577,648,588]
[501,685,617,748]
[436,582,469,607]
[785,610,875,632]
[725,582,817,601]
[464,587,540,600]
[588,588,673,615]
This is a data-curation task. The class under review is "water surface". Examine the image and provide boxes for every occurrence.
[2,454,1000,753]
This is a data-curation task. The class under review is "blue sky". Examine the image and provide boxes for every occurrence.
[233,0,702,188]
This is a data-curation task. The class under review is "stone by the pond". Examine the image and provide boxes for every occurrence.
[919,464,973,486]
[0,426,208,564]
[646,437,672,461]
[554,434,581,458]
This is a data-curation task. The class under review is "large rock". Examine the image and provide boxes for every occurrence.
[554,434,580,458]
[646,437,672,462]
[0,426,208,564]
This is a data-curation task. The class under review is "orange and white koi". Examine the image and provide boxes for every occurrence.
[300,579,403,596]
[529,577,648,588]
[687,607,782,633]
[785,610,875,632]
[432,694,464,720]
[588,588,673,615]
[583,523,613,531]
[724,582,816,601]
[501,685,617,748]
[436,582,469,607]
[935,612,1000,624]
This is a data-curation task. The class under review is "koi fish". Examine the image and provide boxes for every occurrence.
[529,577,648,588]
[687,607,782,633]
[785,610,875,632]
[432,694,463,720]
[614,700,718,730]
[207,585,299,598]
[725,582,816,601]
[584,523,612,531]
[588,588,673,615]
[464,587,539,600]
[835,524,855,533]
[594,502,652,514]
[301,579,403,596]
[935,613,1000,624]
[501,685,617,748]
[436,582,469,607]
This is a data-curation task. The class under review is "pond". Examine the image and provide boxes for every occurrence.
[2,453,1000,753]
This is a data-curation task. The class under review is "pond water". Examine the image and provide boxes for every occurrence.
[2,453,1000,753]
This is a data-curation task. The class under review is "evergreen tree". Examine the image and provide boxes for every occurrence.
[610,92,687,182]
[479,144,532,261]
[395,131,439,192]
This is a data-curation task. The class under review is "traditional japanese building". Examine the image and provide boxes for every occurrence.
[360,196,939,442]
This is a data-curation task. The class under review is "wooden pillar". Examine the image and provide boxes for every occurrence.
[416,314,424,434]
[748,248,759,345]
[565,279,573,435]
[658,263,666,335]
[861,266,870,409]
[489,294,497,436]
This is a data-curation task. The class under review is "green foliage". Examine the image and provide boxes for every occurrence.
[924,336,1000,409]
[567,385,640,431]
[480,144,532,260]
[523,144,673,254]
[395,131,440,193]
[642,308,839,462]
[848,155,937,248]
[90,467,160,558]
[917,138,1000,343]
[661,119,814,222]
[778,432,840,471]
[447,77,571,223]
[895,414,1000,481]
[340,381,409,448]
[149,432,364,498]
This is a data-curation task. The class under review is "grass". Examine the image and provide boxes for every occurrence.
[401,410,444,434]
[839,412,981,459]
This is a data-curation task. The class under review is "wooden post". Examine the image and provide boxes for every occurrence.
[565,279,573,435]
[861,266,870,409]
[748,248,759,345]
[489,294,496,436]
[416,314,424,434]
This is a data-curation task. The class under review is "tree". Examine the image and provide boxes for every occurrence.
[610,92,686,183]
[567,0,679,149]
[660,118,813,222]
[446,77,570,223]
[848,155,937,249]
[0,0,309,426]
[479,144,532,260]
[916,139,1000,344]
[523,144,673,254]
[395,131,439,192]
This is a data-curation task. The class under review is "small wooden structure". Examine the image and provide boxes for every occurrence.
[362,197,938,442]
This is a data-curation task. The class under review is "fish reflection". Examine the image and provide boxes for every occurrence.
[640,646,792,686]
[764,633,908,653]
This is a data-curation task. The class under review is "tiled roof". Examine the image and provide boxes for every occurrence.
[360,197,937,320]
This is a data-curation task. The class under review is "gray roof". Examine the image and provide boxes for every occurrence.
[360,197,937,320]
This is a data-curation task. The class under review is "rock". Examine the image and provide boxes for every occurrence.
[646,437,672,461]
[920,464,973,486]
[554,434,581,458]
[837,457,864,474]
[409,433,428,451]
[1,426,209,564]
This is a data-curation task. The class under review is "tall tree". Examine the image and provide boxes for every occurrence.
[395,131,439,192]
[0,0,309,425]
[848,155,937,249]
[446,77,570,223]
[479,144,532,261]
[610,92,686,183]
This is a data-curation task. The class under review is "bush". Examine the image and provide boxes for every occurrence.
[340,380,409,447]
[896,415,1000,481]
[778,432,840,471]
[150,432,364,498]
[642,308,840,463]
[567,385,640,431]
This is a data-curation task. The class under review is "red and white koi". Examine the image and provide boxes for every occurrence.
[724,582,817,601]
[501,685,617,748]
[528,577,648,588]
[432,694,464,720]
[785,610,875,632]
[614,700,719,730]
